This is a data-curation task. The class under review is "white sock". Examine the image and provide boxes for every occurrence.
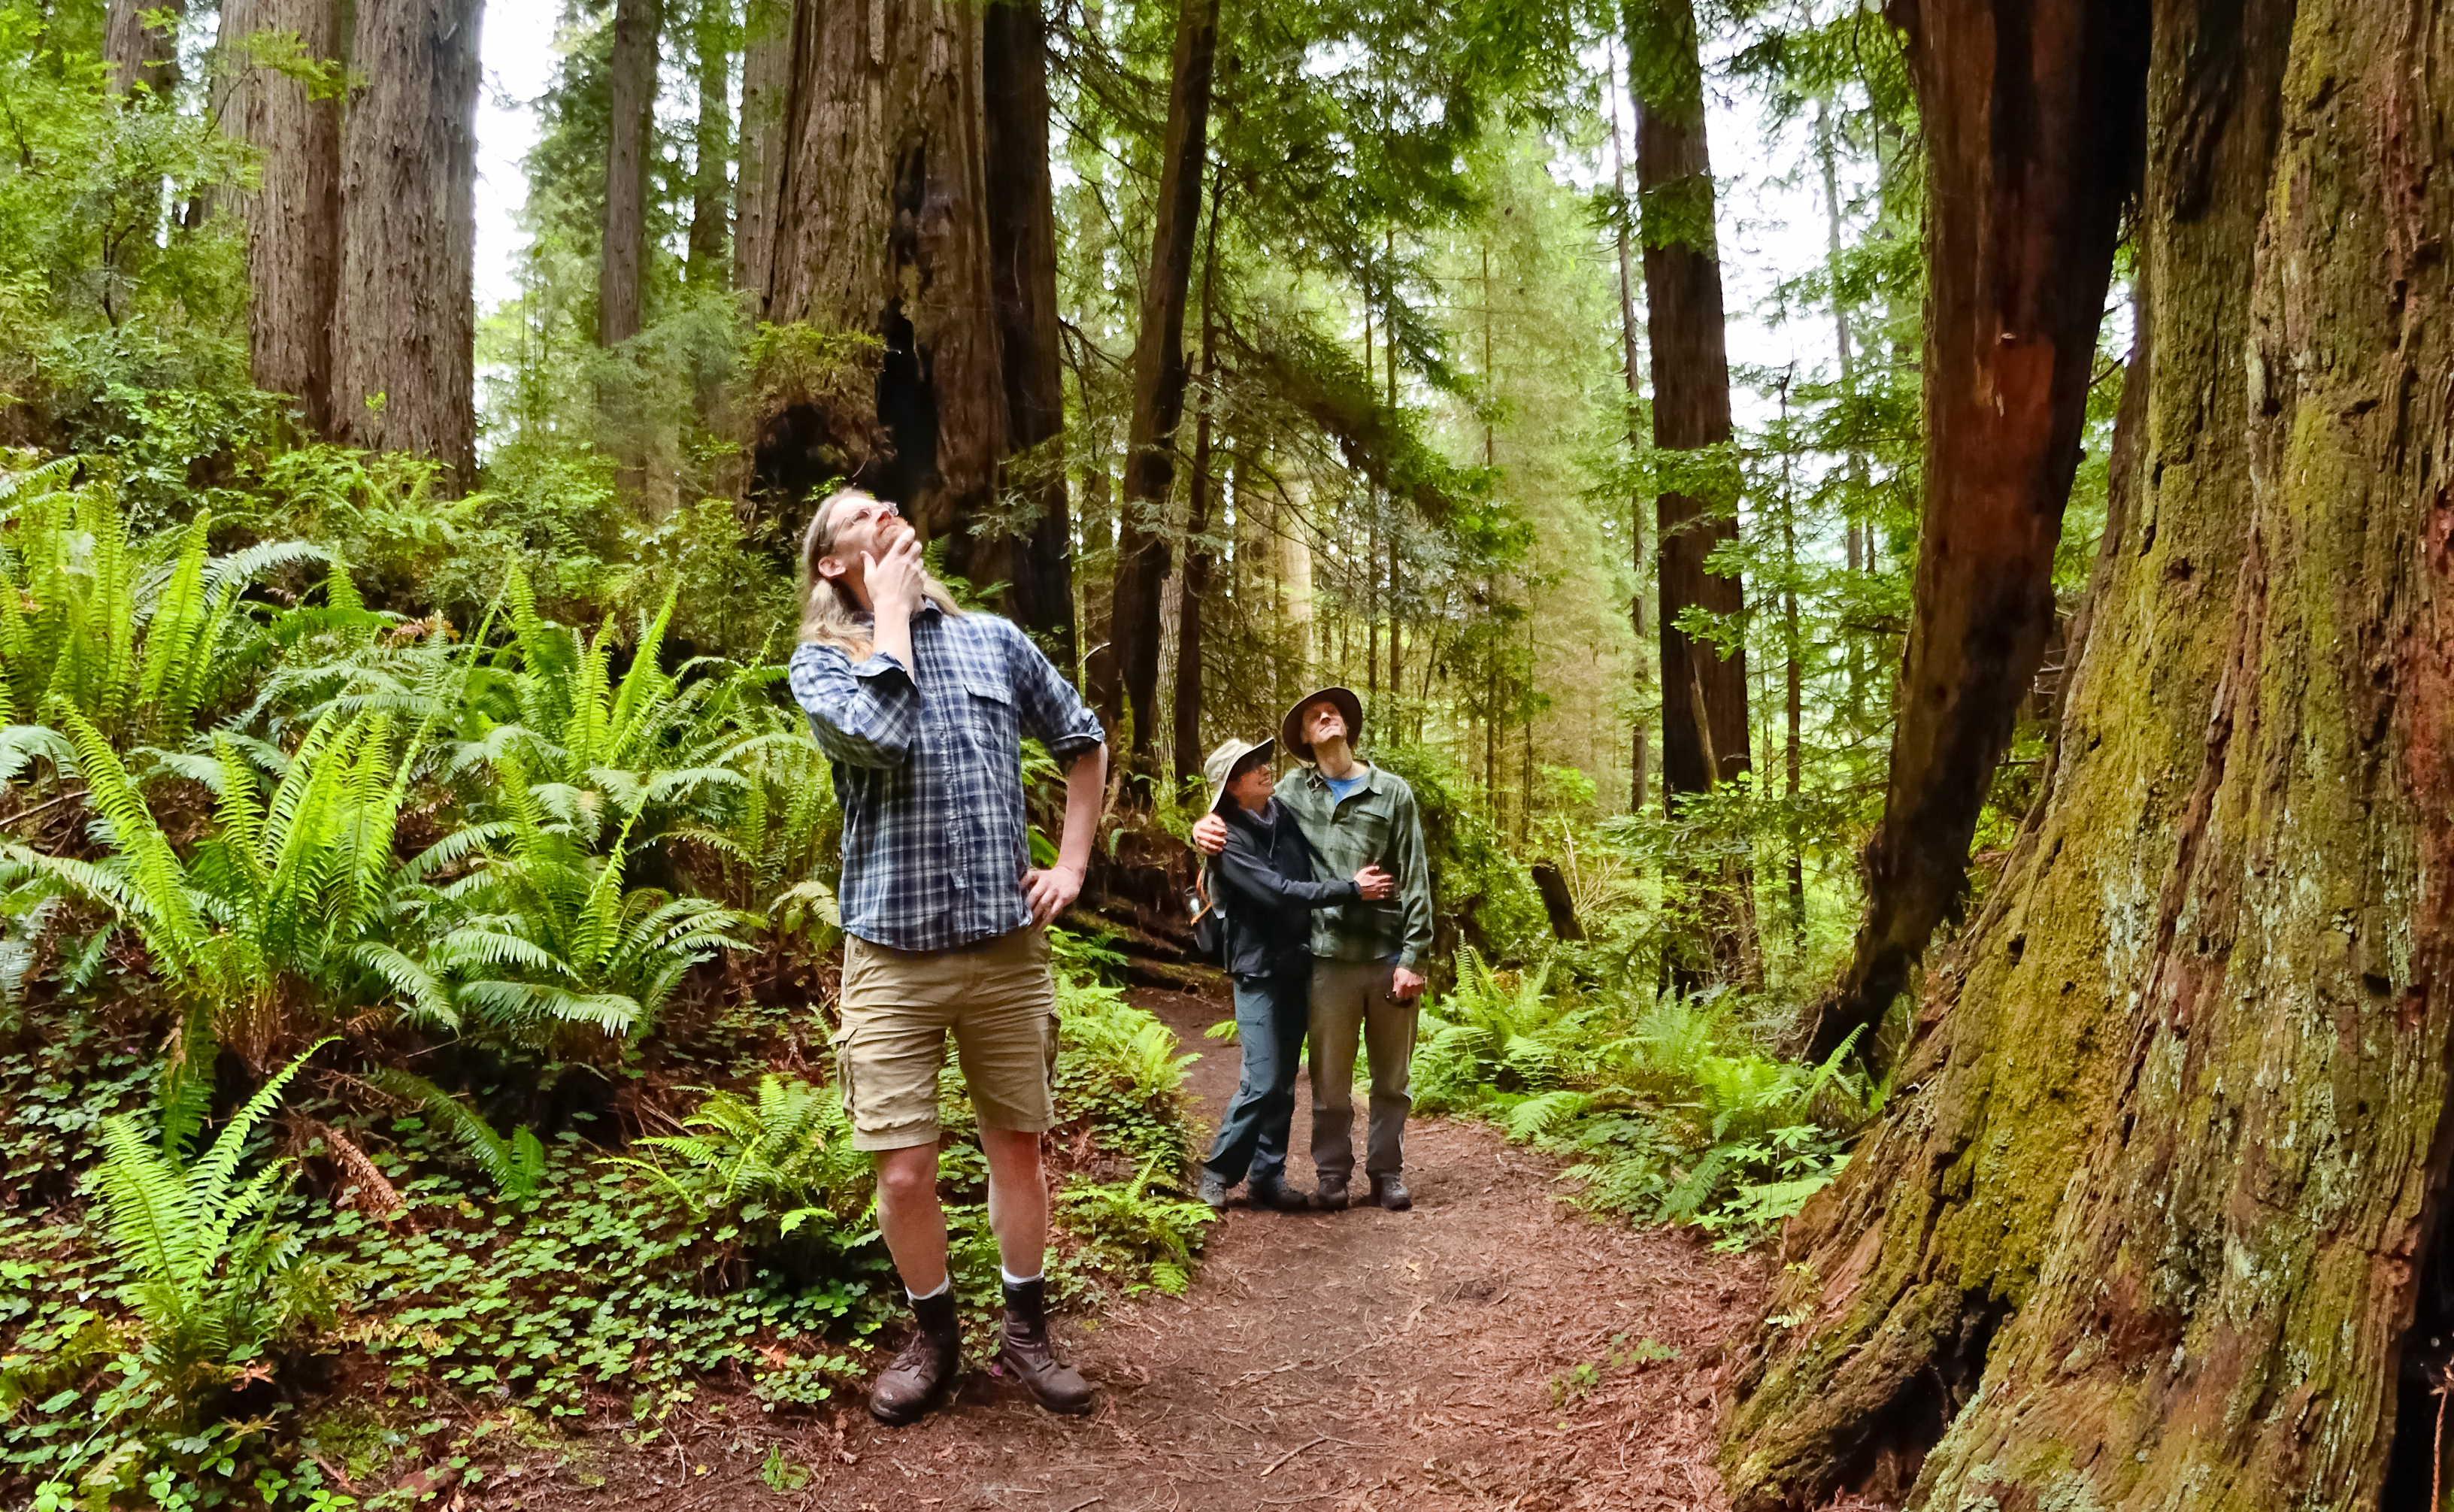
[1000,1265,1043,1289]
[906,1277,950,1303]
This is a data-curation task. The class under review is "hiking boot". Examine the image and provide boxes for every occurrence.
[1311,1175,1351,1211]
[1198,1171,1232,1210]
[868,1290,961,1426]
[1371,1174,1413,1212]
[998,1277,1094,1416]
[1250,1174,1310,1212]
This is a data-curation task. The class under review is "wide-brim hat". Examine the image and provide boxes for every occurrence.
[1203,736,1276,816]
[1280,686,1364,764]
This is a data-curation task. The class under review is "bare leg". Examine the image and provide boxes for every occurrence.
[874,1144,950,1294]
[979,1127,1050,1277]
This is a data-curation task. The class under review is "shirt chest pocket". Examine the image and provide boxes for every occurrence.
[961,668,1019,756]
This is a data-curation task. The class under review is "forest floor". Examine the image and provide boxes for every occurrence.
[504,989,1792,1512]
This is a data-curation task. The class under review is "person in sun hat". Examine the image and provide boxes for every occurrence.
[1192,735,1395,1213]
[1192,687,1435,1213]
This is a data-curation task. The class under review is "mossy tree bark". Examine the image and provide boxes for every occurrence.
[1802,0,2150,1067]
[1723,0,2454,1506]
[748,0,1007,543]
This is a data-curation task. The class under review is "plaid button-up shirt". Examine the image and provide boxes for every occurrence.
[788,604,1104,952]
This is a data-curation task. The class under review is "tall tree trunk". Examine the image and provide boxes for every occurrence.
[1628,0,1753,982]
[732,0,791,305]
[1087,0,1218,775]
[599,0,659,348]
[332,0,485,493]
[1383,226,1401,728]
[1818,100,1871,721]
[980,0,1077,662]
[1608,38,1653,814]
[1780,372,1804,943]
[1711,2,2454,1507]
[1801,0,2149,1065]
[107,0,185,97]
[686,0,732,289]
[753,0,1006,541]
[1171,223,1219,787]
[220,0,342,434]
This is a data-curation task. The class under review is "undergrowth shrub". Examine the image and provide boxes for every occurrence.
[1414,947,1883,1247]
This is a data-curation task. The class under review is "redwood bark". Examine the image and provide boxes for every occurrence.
[107,0,185,98]
[220,0,343,432]
[980,0,1076,662]
[1171,208,1222,786]
[1802,0,2150,1066]
[752,0,1006,543]
[332,0,484,492]
[731,0,792,303]
[1608,47,1652,814]
[1628,0,1753,981]
[1087,0,1218,773]
[1720,3,2454,1507]
[686,0,732,289]
[600,0,660,347]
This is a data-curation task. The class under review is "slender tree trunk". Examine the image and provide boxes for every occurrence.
[1720,2,2381,1505]
[1088,0,1218,775]
[599,0,658,348]
[1818,101,1872,720]
[1171,205,1220,786]
[1801,0,2150,1065]
[686,0,732,289]
[753,0,1006,541]
[732,0,791,305]
[1628,0,1753,982]
[220,0,342,434]
[1383,226,1401,729]
[1780,371,1804,943]
[107,0,185,97]
[982,0,1077,662]
[1608,38,1652,814]
[332,0,486,492]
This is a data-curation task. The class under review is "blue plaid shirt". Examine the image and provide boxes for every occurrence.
[788,604,1104,952]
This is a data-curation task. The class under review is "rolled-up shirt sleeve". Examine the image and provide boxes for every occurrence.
[1002,620,1104,761]
[789,641,920,768]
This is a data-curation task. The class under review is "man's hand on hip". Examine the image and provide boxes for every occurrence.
[1391,965,1426,1001]
[1023,863,1085,928]
[1191,813,1229,855]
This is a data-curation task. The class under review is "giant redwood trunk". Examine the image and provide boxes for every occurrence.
[1802,0,2150,1066]
[732,0,791,304]
[1089,0,1219,771]
[1722,2,2454,1507]
[979,0,1076,662]
[332,0,484,492]
[748,0,1007,547]
[599,0,659,347]
[1628,0,1754,981]
[220,0,342,433]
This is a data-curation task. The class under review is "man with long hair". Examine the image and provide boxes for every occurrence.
[787,486,1108,1425]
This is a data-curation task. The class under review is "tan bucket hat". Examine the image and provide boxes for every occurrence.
[1280,686,1364,764]
[1202,736,1276,816]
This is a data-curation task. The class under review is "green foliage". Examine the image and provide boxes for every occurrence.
[1414,948,1881,1247]
[1059,1159,1216,1297]
[1053,970,1201,1178]
[617,1073,874,1250]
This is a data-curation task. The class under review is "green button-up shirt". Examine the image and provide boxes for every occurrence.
[1277,762,1435,968]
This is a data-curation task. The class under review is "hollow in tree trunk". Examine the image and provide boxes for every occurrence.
[1721,3,2454,1507]
[332,0,485,493]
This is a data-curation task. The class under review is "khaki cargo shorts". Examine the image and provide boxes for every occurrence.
[834,925,1060,1151]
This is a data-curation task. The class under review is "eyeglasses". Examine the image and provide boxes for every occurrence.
[846,498,900,526]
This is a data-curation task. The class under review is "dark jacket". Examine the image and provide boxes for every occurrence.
[1210,798,1359,979]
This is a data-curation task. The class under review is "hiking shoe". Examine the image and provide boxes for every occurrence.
[1311,1176,1351,1211]
[1250,1174,1310,1212]
[868,1292,961,1425]
[1198,1171,1232,1210]
[1371,1174,1413,1212]
[998,1277,1093,1416]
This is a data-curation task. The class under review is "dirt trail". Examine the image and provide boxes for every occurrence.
[550,989,1769,1511]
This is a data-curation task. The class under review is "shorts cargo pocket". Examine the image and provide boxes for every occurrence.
[830,1023,859,1121]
